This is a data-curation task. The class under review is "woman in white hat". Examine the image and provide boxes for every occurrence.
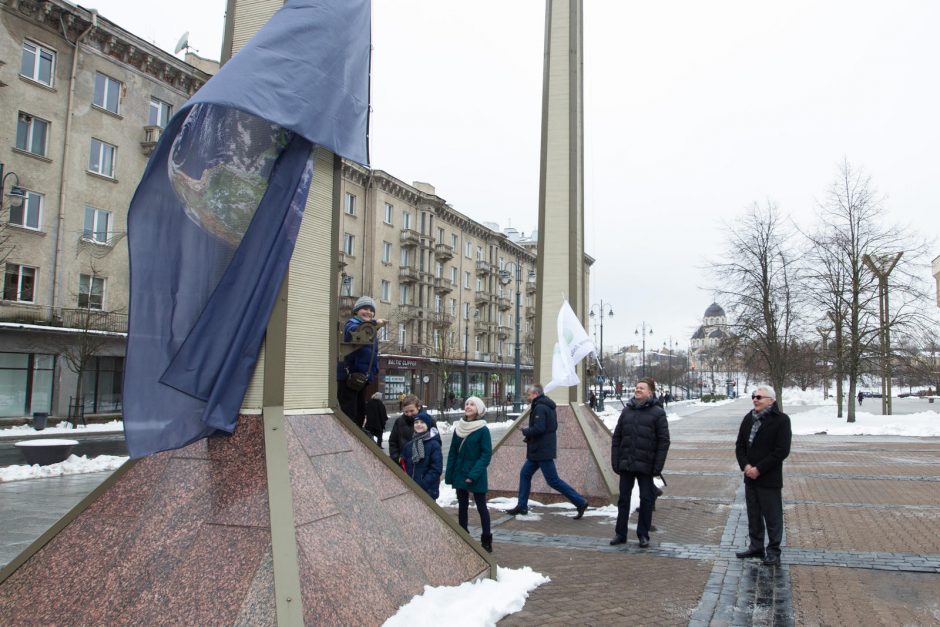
[444,396,494,552]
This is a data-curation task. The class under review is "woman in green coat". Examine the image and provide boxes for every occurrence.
[445,395,493,552]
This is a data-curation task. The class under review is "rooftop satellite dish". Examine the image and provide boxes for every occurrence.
[173,31,190,55]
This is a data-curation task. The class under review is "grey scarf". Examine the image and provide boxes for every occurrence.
[748,405,774,446]
[410,430,431,465]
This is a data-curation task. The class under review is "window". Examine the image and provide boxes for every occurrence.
[382,241,392,264]
[83,207,111,243]
[402,210,411,230]
[148,97,172,127]
[476,246,483,260]
[451,267,458,284]
[464,302,470,320]
[452,234,458,248]
[400,248,409,266]
[88,138,116,177]
[78,274,105,310]
[20,41,55,86]
[378,326,389,342]
[16,113,48,156]
[0,353,55,417]
[380,280,390,302]
[399,285,408,305]
[476,277,482,291]
[80,356,124,413]
[464,271,470,289]
[343,276,355,295]
[93,72,122,114]
[343,233,355,256]
[3,264,36,303]
[384,202,393,225]
[9,190,42,230]
[435,262,442,278]
[475,335,482,352]
[464,240,472,257]
[437,227,445,242]
[344,192,357,215]
[398,323,406,346]
[450,298,457,315]
[434,295,442,312]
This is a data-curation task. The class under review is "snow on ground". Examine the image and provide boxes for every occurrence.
[0,454,127,482]
[791,406,940,436]
[596,405,684,432]
[0,420,124,437]
[383,566,550,627]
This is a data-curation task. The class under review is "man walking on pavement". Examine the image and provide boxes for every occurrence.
[735,386,792,567]
[506,384,589,519]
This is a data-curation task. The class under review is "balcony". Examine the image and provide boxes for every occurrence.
[475,260,492,276]
[434,243,454,260]
[0,304,128,333]
[496,295,511,310]
[433,277,454,293]
[140,125,163,156]
[398,304,420,319]
[400,229,420,247]
[474,290,492,304]
[399,267,419,283]
[497,324,511,339]
[337,251,348,270]
[429,312,455,327]
[478,320,497,333]
[526,307,536,319]
[525,281,537,295]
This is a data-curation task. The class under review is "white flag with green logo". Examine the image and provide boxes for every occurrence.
[544,300,595,393]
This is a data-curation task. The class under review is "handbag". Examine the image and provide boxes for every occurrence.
[345,335,377,392]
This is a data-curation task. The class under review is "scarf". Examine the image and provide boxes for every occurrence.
[748,405,774,446]
[410,429,431,465]
[455,418,487,439]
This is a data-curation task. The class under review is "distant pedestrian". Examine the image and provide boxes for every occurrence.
[589,391,597,411]
[389,395,435,466]
[610,377,670,548]
[445,396,493,552]
[857,391,864,406]
[364,392,388,446]
[403,414,443,499]
[506,384,589,519]
[735,387,792,567]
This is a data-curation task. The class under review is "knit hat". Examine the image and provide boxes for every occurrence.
[353,295,376,314]
[466,396,487,418]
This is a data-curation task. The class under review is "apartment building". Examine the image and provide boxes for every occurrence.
[338,161,563,409]
[0,0,211,418]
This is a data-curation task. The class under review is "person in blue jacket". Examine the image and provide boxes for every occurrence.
[336,296,386,428]
[403,414,442,499]
[445,396,493,552]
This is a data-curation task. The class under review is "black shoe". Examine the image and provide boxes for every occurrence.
[649,524,658,532]
[481,533,493,553]
[735,548,765,559]
[654,487,664,498]
[609,535,627,546]
[506,506,528,516]
[573,502,588,520]
[762,555,781,567]
[638,537,650,548]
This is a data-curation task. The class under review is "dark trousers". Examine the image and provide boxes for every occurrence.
[337,380,366,428]
[516,459,587,509]
[744,482,784,557]
[615,472,656,540]
[457,489,491,536]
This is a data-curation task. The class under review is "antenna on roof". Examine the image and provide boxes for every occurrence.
[173,31,190,55]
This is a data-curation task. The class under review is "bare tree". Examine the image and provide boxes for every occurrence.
[711,202,802,410]
[809,160,934,421]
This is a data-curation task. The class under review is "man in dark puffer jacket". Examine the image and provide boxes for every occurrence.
[610,377,670,547]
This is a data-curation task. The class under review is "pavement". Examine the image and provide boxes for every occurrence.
[3,398,940,625]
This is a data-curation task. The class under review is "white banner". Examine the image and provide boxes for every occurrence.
[544,300,596,393]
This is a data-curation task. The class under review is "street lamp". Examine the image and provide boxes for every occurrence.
[0,163,27,213]
[499,263,532,413]
[662,337,677,397]
[462,307,480,402]
[589,301,614,411]
[635,322,653,378]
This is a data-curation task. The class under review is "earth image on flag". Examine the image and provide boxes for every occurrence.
[167,104,292,248]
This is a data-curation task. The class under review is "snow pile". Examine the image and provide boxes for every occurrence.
[383,566,550,627]
[780,387,835,406]
[0,420,124,437]
[0,454,128,482]
[791,407,940,436]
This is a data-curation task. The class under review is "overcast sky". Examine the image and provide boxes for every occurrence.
[84,0,940,352]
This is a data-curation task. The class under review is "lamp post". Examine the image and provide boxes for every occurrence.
[462,308,479,402]
[635,322,653,378]
[0,163,27,214]
[662,336,677,397]
[499,264,531,413]
[589,301,614,412]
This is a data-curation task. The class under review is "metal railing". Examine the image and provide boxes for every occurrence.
[0,304,128,333]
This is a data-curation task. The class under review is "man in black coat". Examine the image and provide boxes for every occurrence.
[735,386,792,567]
[610,377,670,547]
[505,384,589,518]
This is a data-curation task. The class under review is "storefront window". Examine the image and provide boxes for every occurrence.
[0,352,54,417]
[80,356,124,413]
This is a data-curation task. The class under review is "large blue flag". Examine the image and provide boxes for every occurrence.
[123,0,370,458]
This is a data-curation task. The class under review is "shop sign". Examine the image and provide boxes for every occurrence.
[384,375,406,383]
[384,358,418,368]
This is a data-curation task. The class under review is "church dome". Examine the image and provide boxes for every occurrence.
[691,326,706,339]
[709,328,727,339]
[704,302,726,318]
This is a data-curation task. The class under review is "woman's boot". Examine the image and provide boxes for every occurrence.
[481,533,493,553]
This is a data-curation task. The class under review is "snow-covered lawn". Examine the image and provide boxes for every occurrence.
[0,454,128,482]
[791,407,940,436]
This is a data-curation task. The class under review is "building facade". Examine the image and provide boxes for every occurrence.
[0,0,211,418]
[337,161,565,411]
